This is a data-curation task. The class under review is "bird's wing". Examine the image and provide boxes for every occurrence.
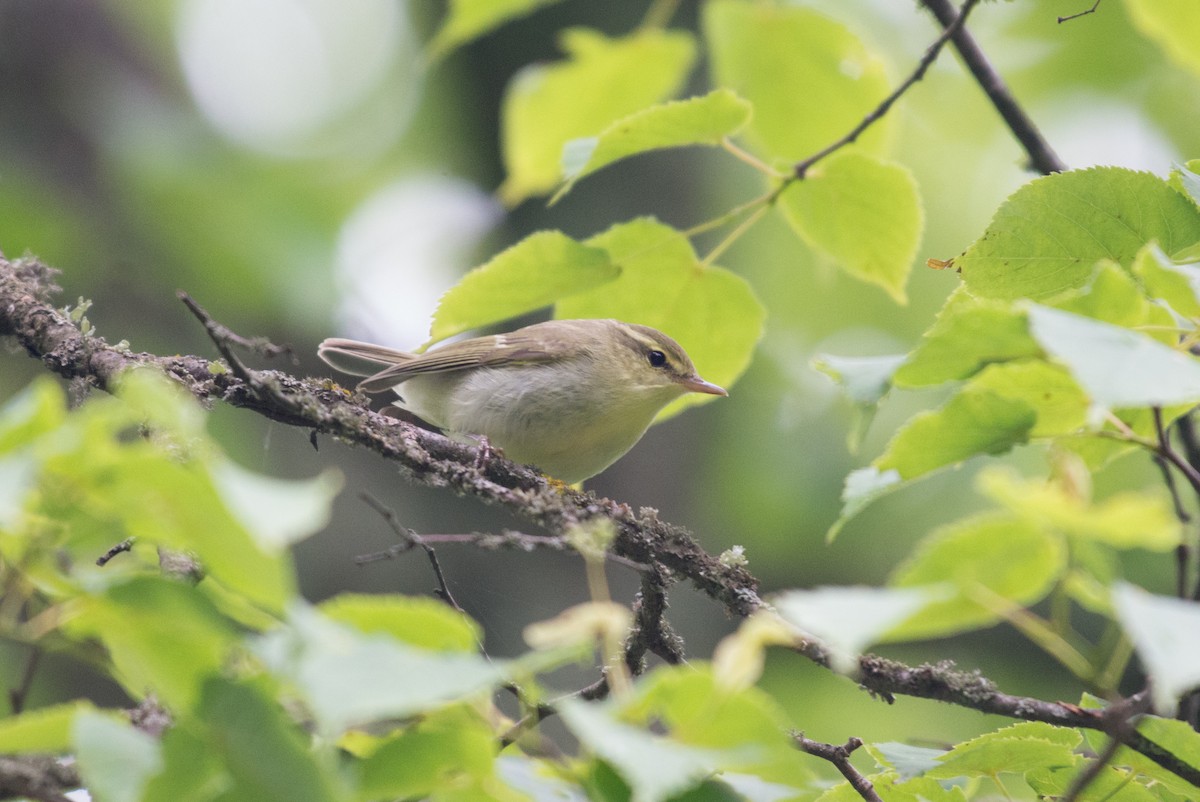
[356,331,574,393]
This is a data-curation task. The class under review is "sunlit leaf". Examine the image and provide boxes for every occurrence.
[875,386,1036,479]
[928,721,1080,778]
[211,459,342,551]
[1132,242,1200,319]
[826,466,902,543]
[500,28,696,204]
[957,167,1200,301]
[429,0,565,58]
[429,231,619,343]
[779,152,923,303]
[0,701,99,753]
[319,593,481,652]
[968,361,1088,438]
[889,512,1065,639]
[1124,0,1200,79]
[556,89,752,201]
[703,0,890,162]
[1026,303,1200,409]
[0,377,66,454]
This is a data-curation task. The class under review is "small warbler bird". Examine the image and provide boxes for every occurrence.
[318,319,726,483]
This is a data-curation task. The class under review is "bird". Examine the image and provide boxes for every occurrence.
[318,318,726,483]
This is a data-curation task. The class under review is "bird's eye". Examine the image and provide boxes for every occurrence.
[647,349,667,368]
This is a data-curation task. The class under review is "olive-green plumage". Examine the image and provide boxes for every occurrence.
[318,319,725,483]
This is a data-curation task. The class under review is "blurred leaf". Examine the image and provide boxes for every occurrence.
[0,451,35,530]
[875,386,1036,479]
[357,706,512,800]
[559,218,765,421]
[500,28,696,204]
[957,168,1200,301]
[812,353,905,450]
[1133,716,1200,797]
[556,89,752,201]
[703,1,890,162]
[142,726,225,802]
[827,466,902,543]
[1051,259,1178,348]
[429,0,565,58]
[1124,0,1200,79]
[210,459,342,550]
[928,721,1080,778]
[319,593,481,652]
[0,701,98,753]
[496,755,592,802]
[978,467,1179,551]
[869,742,945,780]
[773,585,940,674]
[1132,243,1200,319]
[968,361,1088,438]
[778,152,923,303]
[69,576,239,711]
[559,698,728,802]
[1026,304,1200,409]
[895,289,1040,387]
[889,512,1065,639]
[198,678,344,802]
[0,377,67,454]
[429,231,619,343]
[255,604,509,734]
[1111,582,1200,714]
[1173,162,1200,209]
[74,710,164,802]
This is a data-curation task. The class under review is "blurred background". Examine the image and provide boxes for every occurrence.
[1,0,1197,745]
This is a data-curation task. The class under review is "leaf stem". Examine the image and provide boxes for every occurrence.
[699,203,770,268]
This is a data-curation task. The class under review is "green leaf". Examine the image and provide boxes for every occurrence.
[895,289,1041,387]
[968,360,1088,438]
[1174,162,1200,209]
[1132,243,1200,319]
[1124,0,1200,79]
[957,167,1200,301]
[779,152,923,303]
[559,697,728,802]
[1112,582,1200,714]
[210,460,342,551]
[0,450,35,530]
[198,678,344,802]
[428,0,565,58]
[978,468,1180,551]
[0,377,66,454]
[318,593,481,652]
[429,231,619,343]
[1055,259,1176,342]
[874,386,1037,479]
[812,353,906,450]
[773,585,940,673]
[1026,303,1200,409]
[357,707,507,800]
[869,742,945,780]
[69,577,239,710]
[500,28,696,204]
[142,725,225,802]
[928,721,1080,778]
[556,89,752,201]
[703,0,890,162]
[559,218,765,421]
[255,604,508,734]
[826,466,902,543]
[889,512,1065,639]
[0,701,98,753]
[74,710,164,802]
[1134,716,1200,797]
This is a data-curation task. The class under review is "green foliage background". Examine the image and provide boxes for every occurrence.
[3,0,1200,799]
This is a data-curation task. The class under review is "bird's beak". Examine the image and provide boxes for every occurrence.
[682,376,728,396]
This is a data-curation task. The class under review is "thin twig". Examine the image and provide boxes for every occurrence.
[919,0,1067,175]
[96,537,136,566]
[178,292,259,387]
[1058,0,1102,24]
[359,492,466,614]
[793,735,882,802]
[1060,735,1124,802]
[793,0,983,179]
[1153,407,1193,598]
[8,648,41,715]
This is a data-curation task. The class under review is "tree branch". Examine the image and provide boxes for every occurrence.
[793,735,882,802]
[4,253,1199,791]
[919,0,1068,176]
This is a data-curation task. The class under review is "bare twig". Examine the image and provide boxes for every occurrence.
[96,537,136,566]
[177,291,294,363]
[1153,408,1193,598]
[793,735,882,802]
[1060,735,1124,802]
[1058,0,1102,24]
[8,647,41,715]
[919,0,1068,175]
[359,492,465,614]
[794,0,983,179]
